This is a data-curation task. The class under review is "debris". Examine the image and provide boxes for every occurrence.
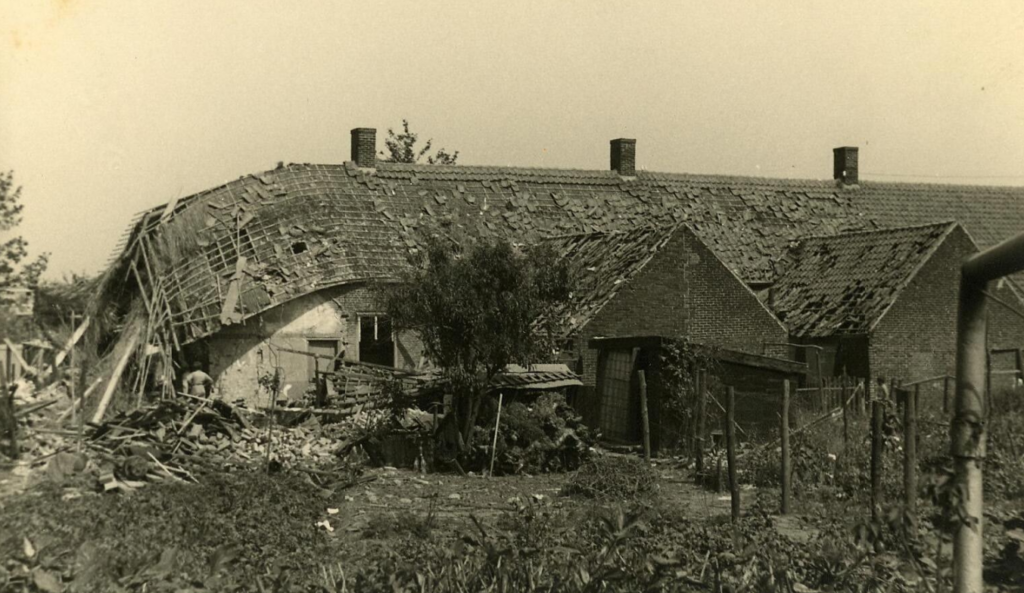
[52,316,91,370]
[91,329,141,424]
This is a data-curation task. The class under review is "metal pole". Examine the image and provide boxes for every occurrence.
[948,231,1024,593]
[952,278,988,593]
[781,380,791,515]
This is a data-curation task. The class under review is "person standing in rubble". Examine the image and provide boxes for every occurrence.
[182,362,214,398]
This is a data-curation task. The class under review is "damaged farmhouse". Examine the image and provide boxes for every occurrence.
[93,130,1024,432]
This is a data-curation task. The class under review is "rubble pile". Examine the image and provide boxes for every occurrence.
[2,390,368,495]
[84,397,353,491]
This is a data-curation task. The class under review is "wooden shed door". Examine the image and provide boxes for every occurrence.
[598,349,640,443]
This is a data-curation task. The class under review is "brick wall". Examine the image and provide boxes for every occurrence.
[576,227,788,386]
[870,228,967,386]
[870,226,1024,405]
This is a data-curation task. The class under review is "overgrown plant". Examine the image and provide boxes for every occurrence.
[380,120,459,165]
[658,337,720,454]
[377,237,573,446]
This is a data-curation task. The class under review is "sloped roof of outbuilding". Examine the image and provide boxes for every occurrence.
[770,221,960,337]
[542,225,679,336]
[103,157,1024,346]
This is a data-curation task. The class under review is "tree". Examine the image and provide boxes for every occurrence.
[379,237,573,445]
[380,120,459,165]
[0,171,49,341]
[0,170,49,292]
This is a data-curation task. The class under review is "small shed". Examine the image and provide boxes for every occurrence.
[771,222,1024,406]
[588,335,807,451]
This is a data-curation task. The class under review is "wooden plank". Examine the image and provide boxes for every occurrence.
[91,330,141,424]
[694,370,706,484]
[2,339,35,376]
[638,370,651,463]
[725,386,740,523]
[781,379,791,515]
[53,316,91,369]
[871,387,883,523]
[57,377,104,423]
[904,383,919,540]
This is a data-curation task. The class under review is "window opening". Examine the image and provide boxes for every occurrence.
[359,314,395,367]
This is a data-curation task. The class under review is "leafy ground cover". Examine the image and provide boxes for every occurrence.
[3,395,1024,592]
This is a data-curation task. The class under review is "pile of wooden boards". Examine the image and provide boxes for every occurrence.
[81,396,342,491]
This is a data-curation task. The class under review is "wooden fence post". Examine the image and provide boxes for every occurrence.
[639,370,651,463]
[781,379,791,515]
[870,382,883,523]
[489,391,504,477]
[694,370,707,485]
[1,369,16,460]
[986,350,992,417]
[816,351,825,412]
[904,382,918,540]
[725,386,740,523]
[943,376,950,414]
[841,376,849,447]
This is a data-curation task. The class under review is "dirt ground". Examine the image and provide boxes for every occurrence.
[326,461,744,531]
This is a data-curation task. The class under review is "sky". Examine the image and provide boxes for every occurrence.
[2,0,1023,280]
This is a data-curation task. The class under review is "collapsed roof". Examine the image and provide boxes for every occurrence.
[98,135,1024,351]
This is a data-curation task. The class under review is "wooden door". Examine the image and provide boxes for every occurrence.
[597,349,640,443]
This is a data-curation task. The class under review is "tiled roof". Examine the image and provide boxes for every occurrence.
[771,222,958,337]
[542,226,679,336]
[104,158,1024,345]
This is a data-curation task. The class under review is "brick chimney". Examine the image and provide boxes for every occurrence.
[350,128,377,168]
[833,146,859,185]
[610,138,636,176]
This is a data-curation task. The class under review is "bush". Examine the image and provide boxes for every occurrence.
[464,392,595,475]
[562,455,656,500]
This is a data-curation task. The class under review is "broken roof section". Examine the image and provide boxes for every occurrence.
[542,225,679,337]
[771,221,959,338]
[492,364,583,391]
[100,153,1024,348]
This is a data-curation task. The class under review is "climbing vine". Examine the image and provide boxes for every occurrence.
[659,337,721,454]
